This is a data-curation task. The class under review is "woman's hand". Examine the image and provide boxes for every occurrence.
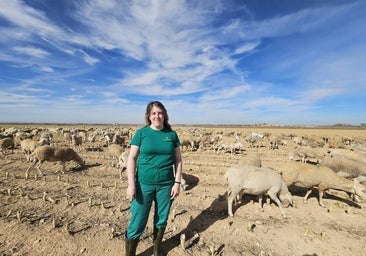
[126,185,136,202]
[170,183,181,199]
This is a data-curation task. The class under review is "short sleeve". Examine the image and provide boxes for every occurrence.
[130,129,142,146]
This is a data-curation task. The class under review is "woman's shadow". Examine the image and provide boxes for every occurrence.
[139,174,227,255]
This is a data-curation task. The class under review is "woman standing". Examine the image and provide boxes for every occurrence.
[125,101,183,256]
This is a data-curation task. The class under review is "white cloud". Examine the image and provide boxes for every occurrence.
[13,46,49,58]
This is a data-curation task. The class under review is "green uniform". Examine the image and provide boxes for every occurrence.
[126,126,180,239]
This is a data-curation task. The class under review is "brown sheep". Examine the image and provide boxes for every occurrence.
[275,161,366,207]
[26,145,85,176]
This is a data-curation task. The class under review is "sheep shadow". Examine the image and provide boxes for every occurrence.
[139,194,227,255]
[69,163,101,173]
[182,173,199,191]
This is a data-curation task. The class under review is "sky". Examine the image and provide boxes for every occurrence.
[0,0,365,126]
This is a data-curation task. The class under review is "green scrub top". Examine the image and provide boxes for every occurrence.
[131,126,181,185]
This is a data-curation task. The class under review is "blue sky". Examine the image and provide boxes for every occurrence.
[0,0,365,125]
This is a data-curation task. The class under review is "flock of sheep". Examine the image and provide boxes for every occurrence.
[1,125,366,219]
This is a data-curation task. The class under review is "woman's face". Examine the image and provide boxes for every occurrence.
[149,105,165,129]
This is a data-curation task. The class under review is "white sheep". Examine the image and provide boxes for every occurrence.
[26,145,85,176]
[275,161,366,207]
[225,164,293,217]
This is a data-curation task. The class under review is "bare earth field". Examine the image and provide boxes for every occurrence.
[1,125,366,256]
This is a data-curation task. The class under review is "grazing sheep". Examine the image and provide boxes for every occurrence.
[117,148,130,171]
[0,137,15,156]
[320,154,366,179]
[238,153,262,167]
[275,161,366,207]
[112,133,125,145]
[225,164,293,217]
[108,144,124,167]
[329,148,366,165]
[71,134,83,151]
[288,146,328,163]
[245,132,265,148]
[215,135,244,155]
[39,132,53,145]
[26,145,85,176]
[20,138,49,162]
[180,135,198,152]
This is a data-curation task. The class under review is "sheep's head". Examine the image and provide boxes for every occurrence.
[280,192,293,208]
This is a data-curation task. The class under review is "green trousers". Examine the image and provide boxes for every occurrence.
[126,181,173,239]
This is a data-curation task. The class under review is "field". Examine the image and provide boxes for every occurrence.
[1,124,366,256]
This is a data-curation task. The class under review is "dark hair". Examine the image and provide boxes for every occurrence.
[145,101,171,130]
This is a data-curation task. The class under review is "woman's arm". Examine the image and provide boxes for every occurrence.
[126,145,139,202]
[171,146,183,199]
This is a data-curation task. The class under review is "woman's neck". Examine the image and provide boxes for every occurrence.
[150,124,163,131]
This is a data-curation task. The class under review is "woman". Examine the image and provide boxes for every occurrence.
[125,101,183,256]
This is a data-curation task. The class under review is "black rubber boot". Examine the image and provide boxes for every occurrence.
[125,236,139,256]
[153,227,166,256]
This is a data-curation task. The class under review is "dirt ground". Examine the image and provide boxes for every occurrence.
[1,125,365,256]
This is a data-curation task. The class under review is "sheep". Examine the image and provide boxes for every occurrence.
[117,148,129,171]
[39,132,53,144]
[215,135,243,155]
[71,134,83,150]
[275,161,366,207]
[26,145,85,176]
[245,132,265,148]
[20,138,49,162]
[112,133,125,145]
[0,137,15,156]
[288,146,328,164]
[180,135,198,152]
[108,144,124,167]
[268,135,280,150]
[329,148,366,165]
[224,164,293,217]
[320,154,366,179]
[238,153,262,167]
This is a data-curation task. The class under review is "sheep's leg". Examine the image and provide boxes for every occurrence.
[227,189,239,217]
[303,188,313,203]
[36,161,43,176]
[234,191,244,205]
[258,195,264,212]
[318,189,326,207]
[61,162,66,174]
[267,190,286,217]
[228,194,235,217]
[26,159,37,177]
